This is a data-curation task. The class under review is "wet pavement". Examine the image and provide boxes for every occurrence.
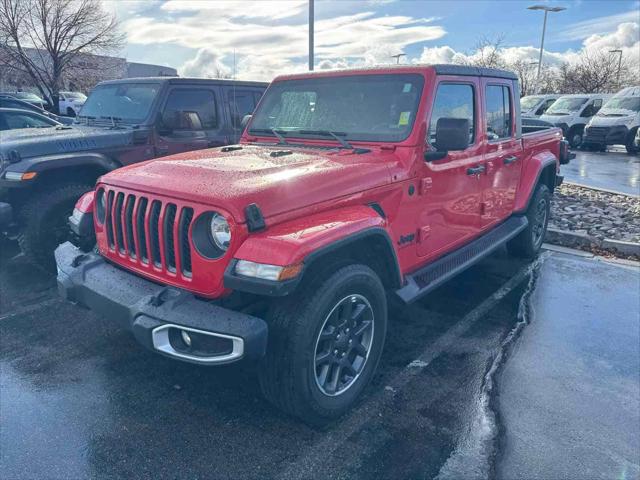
[562,147,640,196]
[1,238,639,479]
[497,254,640,480]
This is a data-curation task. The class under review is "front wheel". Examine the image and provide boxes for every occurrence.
[507,184,551,259]
[568,126,584,148]
[18,183,93,271]
[259,264,387,425]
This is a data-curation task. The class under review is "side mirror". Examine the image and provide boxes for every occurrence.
[156,113,173,135]
[241,114,252,129]
[425,118,470,162]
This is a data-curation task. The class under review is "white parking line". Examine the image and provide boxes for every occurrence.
[278,252,550,480]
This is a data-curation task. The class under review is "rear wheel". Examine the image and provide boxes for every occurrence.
[258,264,387,425]
[507,184,551,259]
[18,183,93,271]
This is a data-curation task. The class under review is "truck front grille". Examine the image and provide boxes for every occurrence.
[104,189,194,277]
[585,126,610,142]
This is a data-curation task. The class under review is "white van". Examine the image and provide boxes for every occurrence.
[583,86,640,154]
[520,94,561,118]
[540,93,611,147]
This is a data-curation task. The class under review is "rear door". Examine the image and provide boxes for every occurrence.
[154,86,221,156]
[417,78,484,258]
[480,80,521,228]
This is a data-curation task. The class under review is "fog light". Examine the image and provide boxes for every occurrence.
[181,330,192,347]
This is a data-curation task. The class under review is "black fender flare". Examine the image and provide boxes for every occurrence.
[9,152,121,176]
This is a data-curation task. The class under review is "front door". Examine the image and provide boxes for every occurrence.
[481,81,521,228]
[417,78,484,258]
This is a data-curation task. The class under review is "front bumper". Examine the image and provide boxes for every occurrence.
[583,125,629,146]
[55,241,268,365]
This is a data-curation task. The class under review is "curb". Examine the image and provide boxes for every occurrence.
[563,181,639,198]
[545,227,640,257]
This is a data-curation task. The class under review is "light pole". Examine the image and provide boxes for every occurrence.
[609,49,622,89]
[309,0,314,71]
[391,53,406,64]
[528,5,566,84]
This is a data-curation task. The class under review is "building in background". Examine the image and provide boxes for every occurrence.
[0,48,177,94]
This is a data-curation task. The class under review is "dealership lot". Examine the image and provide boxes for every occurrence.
[563,147,640,195]
[2,235,638,479]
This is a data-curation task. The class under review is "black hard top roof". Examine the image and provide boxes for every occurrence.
[97,77,269,87]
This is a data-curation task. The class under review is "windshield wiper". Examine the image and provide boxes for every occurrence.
[249,128,290,145]
[298,130,353,149]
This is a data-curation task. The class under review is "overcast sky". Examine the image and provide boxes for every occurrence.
[103,0,640,80]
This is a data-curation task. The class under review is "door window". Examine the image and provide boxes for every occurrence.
[427,83,475,146]
[162,89,217,131]
[229,90,257,129]
[486,85,512,141]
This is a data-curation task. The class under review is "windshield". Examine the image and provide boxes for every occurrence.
[546,97,588,114]
[79,83,160,124]
[520,96,542,110]
[601,96,640,112]
[249,74,424,143]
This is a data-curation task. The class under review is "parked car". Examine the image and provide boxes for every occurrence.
[540,93,611,148]
[56,65,572,424]
[0,77,268,269]
[583,85,640,154]
[0,96,73,125]
[0,107,62,131]
[520,94,561,118]
[59,91,87,117]
[0,91,50,110]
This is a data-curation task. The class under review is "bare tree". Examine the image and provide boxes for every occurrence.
[0,0,124,113]
[458,35,507,69]
[555,50,629,94]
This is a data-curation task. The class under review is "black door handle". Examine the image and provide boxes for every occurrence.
[466,165,486,175]
[503,156,518,165]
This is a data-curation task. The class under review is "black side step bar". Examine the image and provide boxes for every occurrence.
[395,216,528,304]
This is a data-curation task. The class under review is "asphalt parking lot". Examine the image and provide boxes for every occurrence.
[562,147,639,195]
[1,237,638,480]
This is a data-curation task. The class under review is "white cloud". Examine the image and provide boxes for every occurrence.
[121,1,446,81]
[561,9,640,41]
[180,48,231,78]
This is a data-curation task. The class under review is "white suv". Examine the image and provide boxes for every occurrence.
[59,91,87,117]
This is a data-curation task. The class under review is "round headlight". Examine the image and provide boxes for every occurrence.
[209,213,231,251]
[96,189,106,224]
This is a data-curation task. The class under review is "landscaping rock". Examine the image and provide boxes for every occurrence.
[547,183,640,259]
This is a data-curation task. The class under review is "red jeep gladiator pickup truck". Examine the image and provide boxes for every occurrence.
[56,65,572,424]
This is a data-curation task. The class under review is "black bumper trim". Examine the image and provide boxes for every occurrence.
[55,242,268,364]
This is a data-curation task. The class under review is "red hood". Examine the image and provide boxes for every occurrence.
[101,144,393,222]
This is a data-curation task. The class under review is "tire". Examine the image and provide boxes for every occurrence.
[507,184,551,259]
[18,183,93,271]
[625,128,639,155]
[568,126,583,148]
[259,264,387,425]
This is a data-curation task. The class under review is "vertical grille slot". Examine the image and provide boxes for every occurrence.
[125,195,137,258]
[179,207,194,277]
[106,190,115,248]
[149,200,162,267]
[136,197,148,263]
[164,203,177,272]
[114,192,125,253]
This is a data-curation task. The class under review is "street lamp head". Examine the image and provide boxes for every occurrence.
[528,5,567,12]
